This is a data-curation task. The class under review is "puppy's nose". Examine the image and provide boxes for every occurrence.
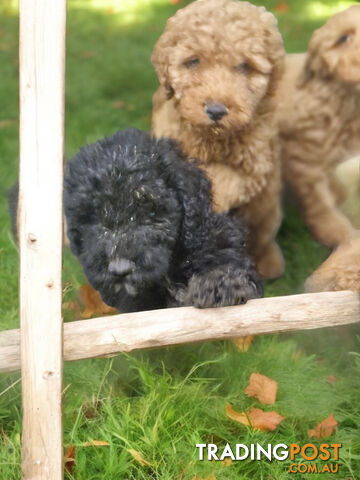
[109,258,135,276]
[205,103,228,122]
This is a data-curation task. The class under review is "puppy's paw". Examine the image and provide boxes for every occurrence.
[178,267,262,308]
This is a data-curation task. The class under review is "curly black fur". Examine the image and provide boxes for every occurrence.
[64,128,263,312]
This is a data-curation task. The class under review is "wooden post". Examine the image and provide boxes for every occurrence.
[19,0,66,478]
[1,291,359,374]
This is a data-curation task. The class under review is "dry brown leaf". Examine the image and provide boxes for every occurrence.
[275,2,289,13]
[308,413,338,438]
[80,50,97,59]
[0,119,16,128]
[244,372,278,405]
[326,375,337,384]
[226,403,250,426]
[112,100,125,109]
[246,408,285,431]
[226,404,285,431]
[0,43,14,52]
[291,349,302,361]
[232,335,254,352]
[82,440,110,447]
[63,299,81,315]
[79,284,117,318]
[220,458,232,467]
[64,444,76,474]
[128,449,152,467]
[82,400,101,419]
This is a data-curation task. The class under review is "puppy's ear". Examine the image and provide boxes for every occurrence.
[151,45,174,100]
[298,27,331,86]
[259,10,285,98]
[299,32,322,86]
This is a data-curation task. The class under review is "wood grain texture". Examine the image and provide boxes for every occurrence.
[19,0,66,478]
[1,291,359,373]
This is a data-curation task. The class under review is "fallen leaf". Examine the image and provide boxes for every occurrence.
[326,375,337,384]
[220,458,232,467]
[79,50,96,59]
[63,300,81,316]
[291,349,302,361]
[128,448,152,467]
[82,440,110,447]
[0,43,14,52]
[112,100,125,109]
[226,404,249,426]
[244,372,278,405]
[226,404,285,431]
[82,400,101,419]
[79,284,117,318]
[0,119,16,128]
[308,413,338,438]
[64,444,76,474]
[232,335,254,352]
[275,2,289,13]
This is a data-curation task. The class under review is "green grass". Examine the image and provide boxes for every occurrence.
[1,0,360,478]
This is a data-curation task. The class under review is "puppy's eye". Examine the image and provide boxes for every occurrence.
[183,57,200,69]
[234,62,253,74]
[335,33,351,46]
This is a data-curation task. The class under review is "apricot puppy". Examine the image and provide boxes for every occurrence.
[151,0,285,279]
[277,6,360,248]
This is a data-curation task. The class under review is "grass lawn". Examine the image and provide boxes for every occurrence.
[1,0,360,478]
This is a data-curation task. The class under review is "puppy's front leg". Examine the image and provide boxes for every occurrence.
[248,201,284,280]
[288,170,355,247]
[241,175,284,280]
[328,171,347,206]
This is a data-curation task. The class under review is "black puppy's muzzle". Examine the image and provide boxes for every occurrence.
[109,258,135,277]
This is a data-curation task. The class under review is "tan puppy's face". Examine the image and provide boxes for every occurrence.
[307,5,360,85]
[152,0,284,132]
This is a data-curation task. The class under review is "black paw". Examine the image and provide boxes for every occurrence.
[178,267,262,308]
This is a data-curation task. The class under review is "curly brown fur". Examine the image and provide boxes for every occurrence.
[64,128,263,312]
[335,156,360,228]
[277,6,360,248]
[305,233,360,293]
[151,0,285,279]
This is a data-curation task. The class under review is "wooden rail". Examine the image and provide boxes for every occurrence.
[1,291,359,374]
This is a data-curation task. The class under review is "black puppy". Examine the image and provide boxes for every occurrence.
[64,128,263,312]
